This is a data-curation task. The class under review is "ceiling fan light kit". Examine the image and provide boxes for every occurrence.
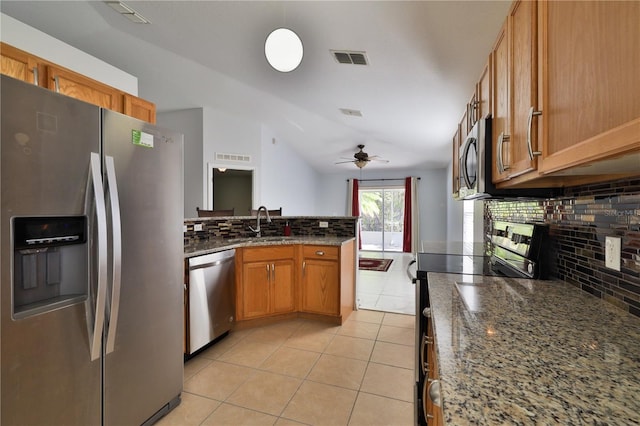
[265,28,304,72]
[335,144,389,169]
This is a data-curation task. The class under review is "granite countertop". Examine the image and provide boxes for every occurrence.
[184,236,355,258]
[427,272,640,425]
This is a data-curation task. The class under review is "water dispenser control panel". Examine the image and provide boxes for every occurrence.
[13,216,86,249]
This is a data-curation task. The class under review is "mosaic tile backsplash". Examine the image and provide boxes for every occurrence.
[184,216,357,248]
[486,178,640,317]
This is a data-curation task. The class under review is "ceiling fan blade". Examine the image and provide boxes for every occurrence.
[371,158,389,163]
[334,160,355,164]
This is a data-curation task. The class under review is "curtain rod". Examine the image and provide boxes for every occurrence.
[346,177,421,182]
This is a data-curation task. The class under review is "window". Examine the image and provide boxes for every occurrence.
[359,187,405,252]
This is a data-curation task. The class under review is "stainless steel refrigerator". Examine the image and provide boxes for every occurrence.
[1,75,184,425]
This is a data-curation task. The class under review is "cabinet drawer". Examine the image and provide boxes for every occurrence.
[303,245,339,260]
[242,245,295,262]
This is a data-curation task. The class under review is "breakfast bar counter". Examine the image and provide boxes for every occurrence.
[427,272,640,425]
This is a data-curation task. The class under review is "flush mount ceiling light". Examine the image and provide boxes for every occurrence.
[105,1,151,24]
[265,28,303,72]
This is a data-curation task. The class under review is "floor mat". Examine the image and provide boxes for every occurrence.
[359,257,393,272]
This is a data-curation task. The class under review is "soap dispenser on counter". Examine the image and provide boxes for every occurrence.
[283,221,291,236]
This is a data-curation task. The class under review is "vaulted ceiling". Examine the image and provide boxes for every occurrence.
[1,1,511,173]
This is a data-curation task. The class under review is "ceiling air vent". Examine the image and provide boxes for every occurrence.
[331,50,369,66]
[215,152,251,163]
[340,108,363,117]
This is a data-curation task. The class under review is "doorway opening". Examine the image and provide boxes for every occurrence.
[207,164,255,215]
[359,186,405,252]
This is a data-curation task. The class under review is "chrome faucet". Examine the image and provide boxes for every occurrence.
[248,206,271,237]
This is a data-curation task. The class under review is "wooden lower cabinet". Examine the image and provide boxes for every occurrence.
[235,240,356,324]
[241,261,272,319]
[425,318,443,425]
[300,246,340,316]
[236,246,296,320]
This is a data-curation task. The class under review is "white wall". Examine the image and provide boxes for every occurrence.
[0,13,137,94]
[201,107,262,210]
[157,108,204,218]
[446,159,464,241]
[259,127,319,215]
[315,168,449,243]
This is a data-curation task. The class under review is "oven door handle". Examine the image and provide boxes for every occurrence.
[407,258,417,284]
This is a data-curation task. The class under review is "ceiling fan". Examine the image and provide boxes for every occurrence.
[335,144,389,168]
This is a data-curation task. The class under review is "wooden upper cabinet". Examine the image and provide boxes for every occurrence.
[536,0,640,175]
[123,94,156,124]
[459,107,469,143]
[457,0,639,190]
[0,43,43,86]
[506,0,539,179]
[491,19,511,183]
[46,65,122,111]
[1,43,157,124]
[476,59,491,121]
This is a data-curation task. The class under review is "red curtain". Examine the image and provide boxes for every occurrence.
[403,177,412,252]
[352,179,362,250]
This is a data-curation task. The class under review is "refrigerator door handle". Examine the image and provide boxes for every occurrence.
[86,152,108,361]
[105,155,122,354]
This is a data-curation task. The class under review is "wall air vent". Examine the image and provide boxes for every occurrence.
[215,152,252,163]
[331,50,369,66]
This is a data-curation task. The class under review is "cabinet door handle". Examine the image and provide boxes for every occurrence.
[468,100,479,126]
[315,251,325,256]
[302,261,306,275]
[420,334,429,375]
[427,379,442,407]
[53,75,60,93]
[266,264,270,280]
[422,380,431,420]
[497,132,510,174]
[32,67,39,86]
[272,263,275,282]
[527,106,543,160]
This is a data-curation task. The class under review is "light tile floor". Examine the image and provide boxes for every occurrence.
[357,251,416,315]
[157,310,415,426]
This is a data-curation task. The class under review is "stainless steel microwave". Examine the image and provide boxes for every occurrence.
[456,117,558,200]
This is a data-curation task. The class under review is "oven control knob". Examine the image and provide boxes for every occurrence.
[422,308,431,318]
[527,263,534,275]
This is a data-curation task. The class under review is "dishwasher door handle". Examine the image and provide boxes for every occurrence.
[189,257,234,271]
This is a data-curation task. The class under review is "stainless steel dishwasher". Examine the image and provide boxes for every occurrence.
[187,249,235,354]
